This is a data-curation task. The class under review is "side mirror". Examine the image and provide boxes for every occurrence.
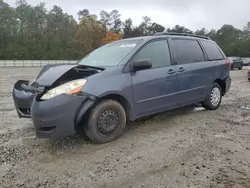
[132,59,152,72]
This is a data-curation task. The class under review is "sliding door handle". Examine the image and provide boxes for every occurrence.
[178,67,185,72]
[168,69,176,74]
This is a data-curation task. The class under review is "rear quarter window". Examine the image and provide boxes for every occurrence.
[200,40,224,61]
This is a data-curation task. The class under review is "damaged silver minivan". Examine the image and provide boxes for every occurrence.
[12,33,231,144]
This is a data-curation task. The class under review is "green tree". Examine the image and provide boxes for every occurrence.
[215,25,242,56]
[195,28,207,36]
[148,22,165,35]
[138,16,152,36]
[99,9,121,33]
[75,15,106,56]
[167,25,193,34]
[110,10,121,33]
[207,29,217,40]
[100,10,111,29]
[122,18,133,38]
[0,0,250,60]
[0,0,17,58]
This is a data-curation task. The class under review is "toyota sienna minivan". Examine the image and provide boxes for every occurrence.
[12,32,231,144]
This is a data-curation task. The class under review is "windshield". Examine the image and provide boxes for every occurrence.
[78,39,142,67]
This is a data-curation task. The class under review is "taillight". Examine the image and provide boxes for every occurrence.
[248,70,250,74]
[226,58,231,69]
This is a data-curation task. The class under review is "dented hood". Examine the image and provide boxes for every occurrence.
[35,64,78,86]
[33,63,105,87]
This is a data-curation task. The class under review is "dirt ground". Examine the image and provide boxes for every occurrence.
[0,67,250,188]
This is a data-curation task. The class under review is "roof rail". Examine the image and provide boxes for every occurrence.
[153,32,211,40]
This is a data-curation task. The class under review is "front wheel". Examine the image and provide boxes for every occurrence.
[202,83,222,110]
[84,99,126,144]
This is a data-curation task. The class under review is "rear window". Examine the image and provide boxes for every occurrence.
[200,40,224,61]
[171,39,205,64]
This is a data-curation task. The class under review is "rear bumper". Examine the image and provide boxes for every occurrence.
[224,76,231,95]
[12,80,35,118]
[31,93,96,139]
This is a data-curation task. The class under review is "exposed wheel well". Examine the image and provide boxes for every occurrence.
[75,94,132,133]
[100,94,132,121]
[214,79,226,96]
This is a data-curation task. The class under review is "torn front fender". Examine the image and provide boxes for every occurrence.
[31,92,97,139]
[74,93,97,126]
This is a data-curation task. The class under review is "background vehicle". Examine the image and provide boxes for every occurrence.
[228,56,244,70]
[242,58,250,66]
[13,32,231,144]
[245,60,250,66]
[248,70,250,81]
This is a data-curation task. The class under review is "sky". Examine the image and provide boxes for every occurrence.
[5,0,250,31]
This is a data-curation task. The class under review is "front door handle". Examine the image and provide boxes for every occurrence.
[178,67,185,72]
[168,69,176,74]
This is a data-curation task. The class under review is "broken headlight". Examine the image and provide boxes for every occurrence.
[41,79,87,100]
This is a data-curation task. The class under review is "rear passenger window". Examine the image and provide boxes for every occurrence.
[200,40,224,61]
[171,39,205,64]
[133,40,171,68]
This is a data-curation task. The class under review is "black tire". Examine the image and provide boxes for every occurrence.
[239,65,243,70]
[84,99,126,144]
[202,83,222,110]
[248,79,250,82]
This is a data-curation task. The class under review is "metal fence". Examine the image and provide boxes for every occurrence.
[0,60,78,67]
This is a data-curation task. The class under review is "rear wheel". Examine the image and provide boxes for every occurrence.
[239,65,243,70]
[202,83,222,110]
[84,99,126,144]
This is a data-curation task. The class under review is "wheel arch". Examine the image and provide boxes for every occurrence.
[213,79,226,96]
[99,93,133,121]
[75,92,134,133]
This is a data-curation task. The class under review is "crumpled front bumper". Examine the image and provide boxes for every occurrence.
[12,80,35,118]
[31,93,96,139]
[13,79,96,139]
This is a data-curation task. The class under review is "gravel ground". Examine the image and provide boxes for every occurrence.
[0,67,250,188]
